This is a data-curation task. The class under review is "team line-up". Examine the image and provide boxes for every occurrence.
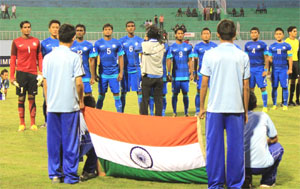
[7,19,299,131]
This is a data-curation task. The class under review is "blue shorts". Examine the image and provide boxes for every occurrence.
[172,80,189,93]
[83,81,92,93]
[121,71,141,92]
[163,81,168,95]
[98,76,120,94]
[250,67,267,89]
[272,68,288,88]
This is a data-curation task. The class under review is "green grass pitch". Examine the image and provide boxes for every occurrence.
[0,69,299,188]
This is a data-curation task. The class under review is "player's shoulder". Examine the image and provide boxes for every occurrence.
[30,36,40,42]
[257,40,267,46]
[84,40,93,47]
[135,35,143,42]
[210,41,218,47]
[119,36,127,42]
[283,42,291,48]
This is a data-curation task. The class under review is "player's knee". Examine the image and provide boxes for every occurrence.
[18,96,25,102]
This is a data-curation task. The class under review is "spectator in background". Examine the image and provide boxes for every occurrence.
[186,6,191,17]
[149,19,153,26]
[192,8,198,17]
[210,7,213,20]
[1,3,5,19]
[159,14,164,29]
[176,8,183,17]
[144,19,149,27]
[203,7,206,20]
[11,4,16,19]
[232,8,237,17]
[205,6,210,21]
[256,3,261,14]
[243,91,284,188]
[0,69,9,100]
[154,15,158,26]
[216,6,221,20]
[262,3,267,14]
[240,7,244,17]
[4,4,9,19]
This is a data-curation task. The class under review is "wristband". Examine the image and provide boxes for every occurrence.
[264,68,268,72]
[168,72,171,75]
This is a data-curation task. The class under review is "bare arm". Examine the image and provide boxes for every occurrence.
[166,58,172,81]
[194,58,199,80]
[243,79,250,124]
[263,55,269,76]
[268,136,278,144]
[75,76,84,110]
[188,57,194,81]
[199,75,209,119]
[89,57,96,84]
[43,79,47,104]
[287,56,293,74]
[117,55,124,81]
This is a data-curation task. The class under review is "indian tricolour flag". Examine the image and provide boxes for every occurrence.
[84,107,207,183]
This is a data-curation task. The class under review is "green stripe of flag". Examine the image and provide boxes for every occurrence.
[99,158,208,184]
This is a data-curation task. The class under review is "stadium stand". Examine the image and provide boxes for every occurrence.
[0,1,299,40]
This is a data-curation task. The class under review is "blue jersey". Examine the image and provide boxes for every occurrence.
[269,42,292,68]
[167,42,193,81]
[244,40,268,67]
[71,40,95,80]
[41,37,59,57]
[93,38,125,76]
[163,43,170,81]
[193,41,217,74]
[119,35,143,73]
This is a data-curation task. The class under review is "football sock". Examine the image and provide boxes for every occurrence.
[183,94,189,115]
[272,87,278,105]
[162,96,167,116]
[149,96,154,116]
[114,96,122,113]
[289,83,295,102]
[195,92,200,113]
[121,93,126,112]
[262,91,268,107]
[282,88,288,106]
[172,94,178,114]
[28,97,36,125]
[96,95,105,109]
[18,99,25,125]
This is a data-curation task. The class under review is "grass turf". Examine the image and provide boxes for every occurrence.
[0,67,299,188]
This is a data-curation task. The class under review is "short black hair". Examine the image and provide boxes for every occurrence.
[76,24,86,32]
[126,21,135,27]
[146,25,162,42]
[103,23,113,31]
[287,26,297,33]
[48,20,61,28]
[58,24,75,43]
[250,27,260,34]
[275,27,284,34]
[20,21,31,29]
[217,19,236,40]
[1,69,8,75]
[201,27,211,34]
[248,91,257,111]
[84,96,96,108]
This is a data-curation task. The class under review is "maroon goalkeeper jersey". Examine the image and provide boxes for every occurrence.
[10,36,43,79]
